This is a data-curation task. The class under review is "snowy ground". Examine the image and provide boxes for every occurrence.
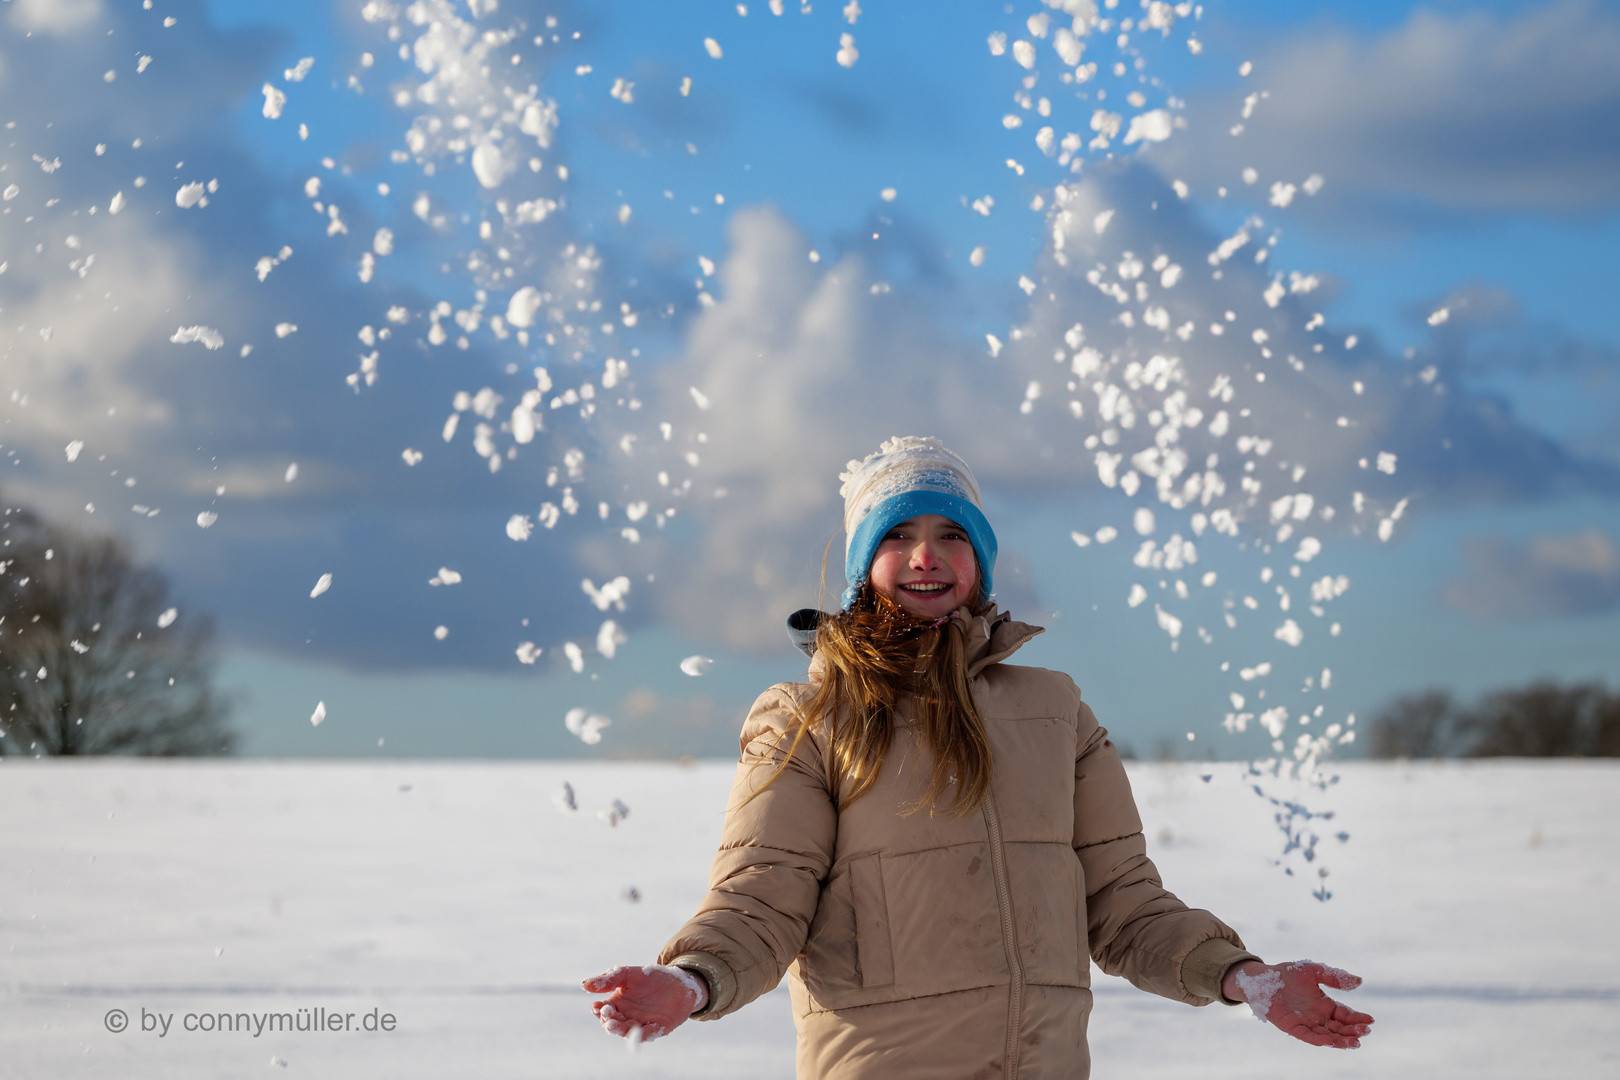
[1,758,1615,1079]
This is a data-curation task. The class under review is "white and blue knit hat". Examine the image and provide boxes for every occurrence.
[838,436,997,609]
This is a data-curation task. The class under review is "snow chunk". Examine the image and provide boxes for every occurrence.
[170,325,224,350]
[515,641,541,664]
[1376,451,1398,475]
[471,141,511,189]
[275,323,298,338]
[836,33,859,67]
[310,573,333,598]
[175,182,207,208]
[1155,604,1182,639]
[1123,109,1173,145]
[1234,966,1284,1022]
[108,191,125,215]
[1134,507,1156,535]
[680,655,713,676]
[596,619,626,658]
[704,37,723,59]
[284,57,315,82]
[310,701,326,727]
[262,84,287,119]
[507,286,542,328]
[157,607,179,628]
[196,511,217,528]
[582,575,631,612]
[506,514,533,541]
[65,440,85,462]
[428,567,462,586]
[1127,583,1147,608]
[565,707,610,745]
[1274,619,1303,646]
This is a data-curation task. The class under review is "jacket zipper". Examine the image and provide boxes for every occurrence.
[982,792,1024,1080]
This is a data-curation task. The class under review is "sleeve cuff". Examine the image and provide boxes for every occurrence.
[1181,937,1263,1005]
[666,951,738,1020]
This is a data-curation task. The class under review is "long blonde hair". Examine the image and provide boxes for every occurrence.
[751,581,995,818]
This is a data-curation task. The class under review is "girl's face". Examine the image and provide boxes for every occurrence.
[868,514,979,619]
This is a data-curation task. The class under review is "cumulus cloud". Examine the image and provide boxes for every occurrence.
[1443,529,1620,619]
[1155,0,1620,213]
[634,206,1027,647]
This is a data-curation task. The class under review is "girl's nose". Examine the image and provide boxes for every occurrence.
[910,542,941,569]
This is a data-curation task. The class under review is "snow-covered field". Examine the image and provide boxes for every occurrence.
[2,759,1615,1078]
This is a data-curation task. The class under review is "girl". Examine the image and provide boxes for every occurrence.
[584,436,1372,1078]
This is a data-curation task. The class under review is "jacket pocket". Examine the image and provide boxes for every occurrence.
[849,853,895,988]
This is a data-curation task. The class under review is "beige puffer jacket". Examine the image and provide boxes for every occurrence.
[660,609,1259,1079]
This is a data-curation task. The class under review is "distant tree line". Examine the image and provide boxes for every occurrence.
[1370,682,1620,759]
[0,498,234,756]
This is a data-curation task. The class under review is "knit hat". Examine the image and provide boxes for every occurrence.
[838,436,997,609]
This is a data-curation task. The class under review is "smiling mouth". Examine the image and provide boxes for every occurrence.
[901,583,951,595]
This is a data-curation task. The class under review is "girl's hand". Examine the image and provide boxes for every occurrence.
[1221,959,1374,1049]
[582,964,708,1043]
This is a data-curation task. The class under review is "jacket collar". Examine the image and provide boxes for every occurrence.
[802,605,1044,682]
[962,606,1044,679]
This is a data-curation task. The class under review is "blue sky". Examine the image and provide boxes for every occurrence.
[2,0,1616,760]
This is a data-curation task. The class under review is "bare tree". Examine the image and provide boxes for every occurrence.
[0,503,234,756]
[1370,681,1620,759]
[1369,690,1466,759]
[1467,681,1618,758]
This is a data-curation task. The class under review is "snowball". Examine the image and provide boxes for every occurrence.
[196,511,217,528]
[704,37,723,59]
[506,514,533,541]
[515,641,541,664]
[1134,507,1156,535]
[310,701,326,727]
[836,33,859,67]
[64,440,85,462]
[680,655,713,677]
[108,191,125,215]
[157,607,179,628]
[175,182,207,208]
[284,463,299,482]
[428,567,462,586]
[310,573,332,598]
[1127,583,1147,607]
[1274,619,1303,646]
[274,323,297,338]
[433,625,449,640]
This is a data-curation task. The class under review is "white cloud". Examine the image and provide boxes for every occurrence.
[1444,529,1620,619]
[1156,0,1620,212]
[8,0,103,35]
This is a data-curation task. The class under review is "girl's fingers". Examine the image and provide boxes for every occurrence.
[581,968,631,993]
[1299,962,1362,991]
